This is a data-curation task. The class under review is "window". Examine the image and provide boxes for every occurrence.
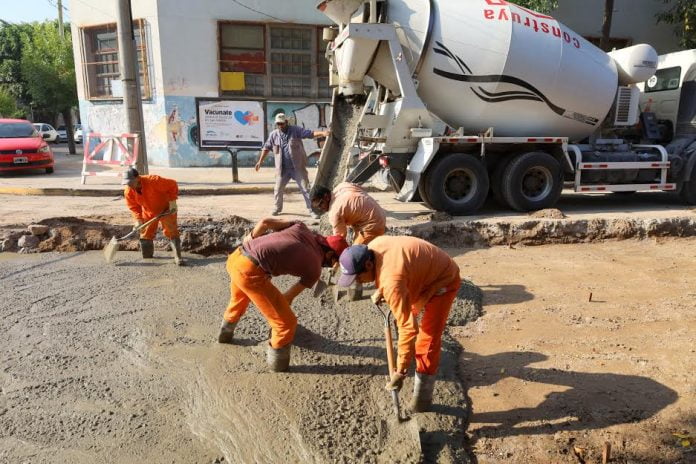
[219,22,331,99]
[81,19,151,100]
[644,67,682,93]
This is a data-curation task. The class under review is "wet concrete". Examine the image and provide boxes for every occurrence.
[0,251,482,463]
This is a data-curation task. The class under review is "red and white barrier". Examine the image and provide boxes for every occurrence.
[81,133,139,184]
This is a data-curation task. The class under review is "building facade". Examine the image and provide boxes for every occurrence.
[70,0,681,167]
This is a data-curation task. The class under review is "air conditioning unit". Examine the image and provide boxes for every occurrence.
[613,85,640,126]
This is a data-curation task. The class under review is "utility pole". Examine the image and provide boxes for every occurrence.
[599,0,615,52]
[116,0,148,174]
[57,0,64,38]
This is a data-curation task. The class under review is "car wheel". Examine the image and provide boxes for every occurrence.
[423,153,489,215]
[501,151,563,212]
[45,167,54,174]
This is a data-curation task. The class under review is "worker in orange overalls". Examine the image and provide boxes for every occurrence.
[311,182,386,299]
[217,218,348,372]
[122,167,183,265]
[336,236,461,412]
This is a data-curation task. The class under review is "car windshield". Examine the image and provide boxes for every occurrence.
[0,123,37,138]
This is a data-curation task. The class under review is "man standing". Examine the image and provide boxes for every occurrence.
[255,113,329,218]
[123,167,183,265]
[336,237,461,412]
[218,218,348,372]
[311,182,387,245]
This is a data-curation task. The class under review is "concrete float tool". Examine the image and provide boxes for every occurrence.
[103,210,173,263]
[372,301,422,453]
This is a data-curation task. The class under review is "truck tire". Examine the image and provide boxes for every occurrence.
[423,153,489,215]
[680,169,696,205]
[417,178,435,209]
[501,152,563,212]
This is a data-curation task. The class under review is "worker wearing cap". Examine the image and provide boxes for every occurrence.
[218,218,348,372]
[311,182,387,245]
[122,167,183,265]
[337,236,461,412]
[255,113,329,219]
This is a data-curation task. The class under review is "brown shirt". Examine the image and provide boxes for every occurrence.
[244,222,323,288]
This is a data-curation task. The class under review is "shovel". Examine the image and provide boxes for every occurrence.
[372,301,422,454]
[103,210,172,263]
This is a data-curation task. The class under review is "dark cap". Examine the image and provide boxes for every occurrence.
[121,167,139,185]
[337,244,372,287]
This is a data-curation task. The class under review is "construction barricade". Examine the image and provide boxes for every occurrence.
[81,133,139,184]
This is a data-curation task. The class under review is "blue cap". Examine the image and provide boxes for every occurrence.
[337,245,371,287]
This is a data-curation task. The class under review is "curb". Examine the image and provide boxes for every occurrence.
[0,185,287,197]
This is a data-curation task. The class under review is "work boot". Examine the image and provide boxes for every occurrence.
[409,372,436,412]
[347,281,363,301]
[170,238,184,266]
[140,239,154,259]
[266,343,291,372]
[217,320,237,344]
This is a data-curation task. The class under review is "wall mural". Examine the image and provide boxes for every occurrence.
[78,97,333,167]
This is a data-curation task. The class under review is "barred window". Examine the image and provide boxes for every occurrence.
[81,19,151,100]
[219,22,331,99]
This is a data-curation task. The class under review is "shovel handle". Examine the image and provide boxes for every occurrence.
[118,210,173,240]
[384,317,396,375]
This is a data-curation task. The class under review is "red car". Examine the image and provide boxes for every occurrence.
[0,119,54,174]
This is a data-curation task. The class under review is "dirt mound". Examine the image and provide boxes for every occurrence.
[529,208,566,219]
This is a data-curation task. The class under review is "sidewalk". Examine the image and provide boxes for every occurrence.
[0,144,316,196]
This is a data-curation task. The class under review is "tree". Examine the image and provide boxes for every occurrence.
[21,21,77,154]
[512,0,558,15]
[656,0,696,49]
[0,87,25,118]
[0,22,34,109]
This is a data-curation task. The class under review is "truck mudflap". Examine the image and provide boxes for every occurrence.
[396,138,440,201]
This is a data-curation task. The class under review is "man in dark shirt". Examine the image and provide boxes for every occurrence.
[217,218,348,372]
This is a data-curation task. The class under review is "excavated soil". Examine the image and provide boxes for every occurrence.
[0,251,482,463]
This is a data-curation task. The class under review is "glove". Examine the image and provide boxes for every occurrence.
[168,200,178,213]
[385,371,406,391]
[371,289,384,305]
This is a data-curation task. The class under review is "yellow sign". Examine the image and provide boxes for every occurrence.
[220,72,245,91]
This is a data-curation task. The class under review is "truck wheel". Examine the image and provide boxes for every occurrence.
[490,157,512,207]
[423,153,489,215]
[502,152,563,211]
[417,175,435,209]
[679,171,696,205]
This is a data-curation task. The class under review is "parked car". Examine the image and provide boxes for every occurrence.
[74,124,83,143]
[56,125,68,142]
[32,123,59,143]
[0,119,55,174]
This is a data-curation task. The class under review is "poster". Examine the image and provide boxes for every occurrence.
[196,99,265,150]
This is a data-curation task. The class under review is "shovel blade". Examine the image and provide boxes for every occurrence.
[103,237,119,263]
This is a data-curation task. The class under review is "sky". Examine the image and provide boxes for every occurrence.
[0,0,69,24]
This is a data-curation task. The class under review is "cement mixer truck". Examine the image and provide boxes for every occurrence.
[314,0,696,214]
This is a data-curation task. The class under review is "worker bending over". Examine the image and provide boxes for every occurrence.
[122,167,183,265]
[311,182,386,245]
[218,218,348,372]
[337,236,461,411]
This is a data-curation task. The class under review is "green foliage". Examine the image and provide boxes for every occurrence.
[0,22,34,104]
[0,87,25,118]
[511,0,559,15]
[20,21,77,114]
[657,0,696,49]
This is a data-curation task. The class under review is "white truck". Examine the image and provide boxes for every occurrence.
[315,0,696,214]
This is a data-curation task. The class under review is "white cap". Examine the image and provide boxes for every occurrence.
[274,113,287,124]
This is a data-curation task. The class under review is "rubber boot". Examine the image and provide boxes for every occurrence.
[140,239,154,259]
[217,320,237,344]
[409,372,436,412]
[266,343,291,372]
[170,238,184,266]
[347,281,363,301]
